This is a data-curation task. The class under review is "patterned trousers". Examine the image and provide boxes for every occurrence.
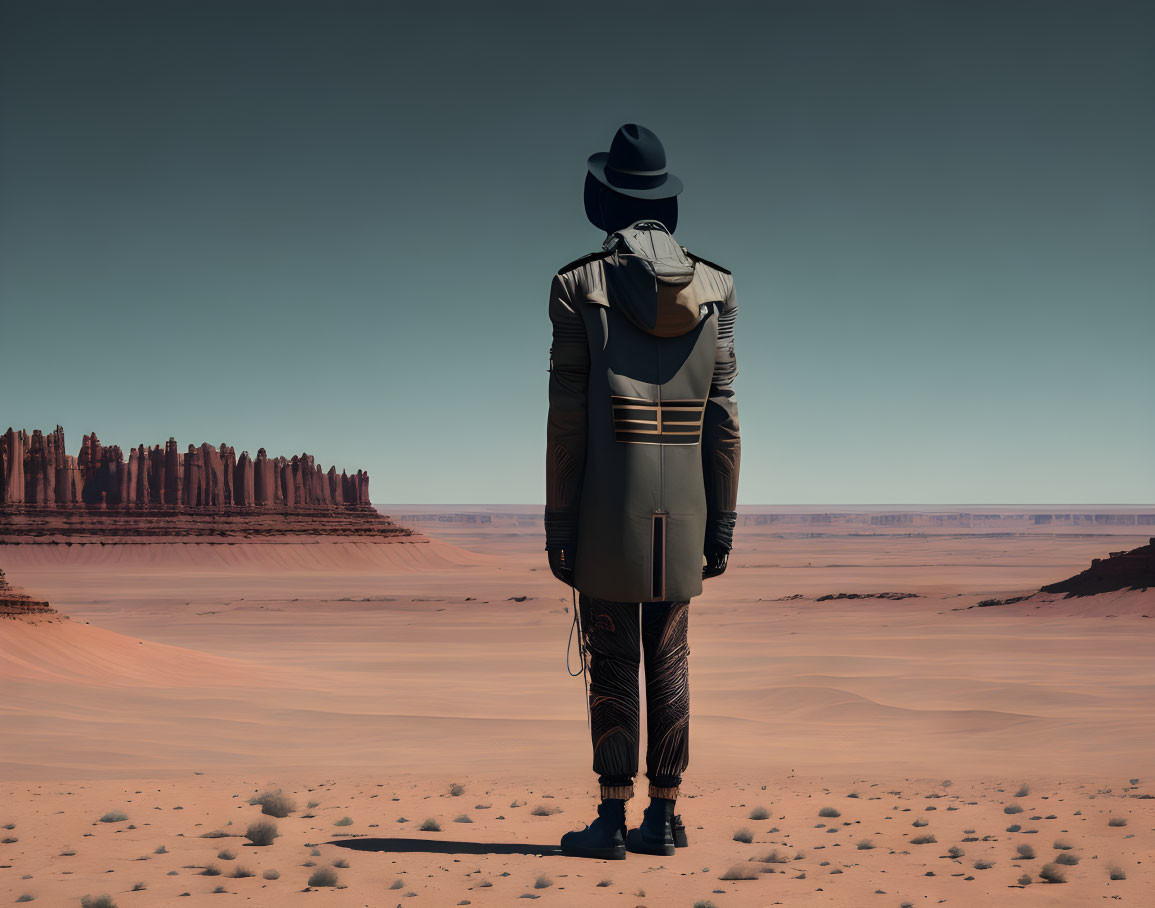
[578,593,690,801]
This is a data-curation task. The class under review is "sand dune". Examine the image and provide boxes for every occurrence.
[2,520,1153,903]
[0,615,284,688]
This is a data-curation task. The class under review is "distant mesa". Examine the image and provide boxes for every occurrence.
[1040,538,1155,597]
[1,426,410,543]
[0,567,57,618]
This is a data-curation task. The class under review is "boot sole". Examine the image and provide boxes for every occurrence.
[625,827,676,856]
[560,843,626,860]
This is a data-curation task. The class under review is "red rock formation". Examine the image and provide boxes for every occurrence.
[2,427,375,513]
[0,568,57,617]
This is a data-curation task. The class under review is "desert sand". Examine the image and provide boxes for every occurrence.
[1,510,1152,905]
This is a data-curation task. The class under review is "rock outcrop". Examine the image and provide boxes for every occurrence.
[1,427,405,543]
[2,427,371,509]
[1040,538,1155,596]
[0,568,57,617]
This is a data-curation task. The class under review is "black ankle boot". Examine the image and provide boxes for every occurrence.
[559,797,627,860]
[626,796,676,856]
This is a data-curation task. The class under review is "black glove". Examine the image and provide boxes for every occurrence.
[703,546,729,580]
[547,546,575,586]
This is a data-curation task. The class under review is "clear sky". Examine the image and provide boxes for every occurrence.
[2,0,1152,504]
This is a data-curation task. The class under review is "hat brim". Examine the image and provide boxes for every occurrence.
[587,151,683,199]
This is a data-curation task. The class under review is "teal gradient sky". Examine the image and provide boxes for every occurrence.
[2,0,1152,504]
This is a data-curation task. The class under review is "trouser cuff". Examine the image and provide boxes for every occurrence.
[600,783,634,801]
[648,784,679,800]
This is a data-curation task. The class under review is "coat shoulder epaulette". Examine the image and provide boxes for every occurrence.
[684,249,731,275]
[556,249,611,276]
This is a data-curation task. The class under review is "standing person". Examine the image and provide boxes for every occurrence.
[546,123,741,859]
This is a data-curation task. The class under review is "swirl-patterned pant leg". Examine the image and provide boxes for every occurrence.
[578,593,641,800]
[642,600,690,797]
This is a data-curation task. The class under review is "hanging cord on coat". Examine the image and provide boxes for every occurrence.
[565,581,592,729]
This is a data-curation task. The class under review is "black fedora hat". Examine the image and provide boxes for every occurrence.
[587,123,683,200]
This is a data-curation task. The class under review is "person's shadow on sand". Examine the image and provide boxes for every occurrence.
[328,837,562,857]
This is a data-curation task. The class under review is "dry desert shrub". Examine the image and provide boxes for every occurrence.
[533,874,552,889]
[1055,851,1079,866]
[211,885,227,893]
[856,839,874,850]
[817,806,840,818]
[81,897,117,908]
[911,834,937,845]
[748,806,769,820]
[732,827,753,843]
[1015,783,1031,797]
[307,800,320,809]
[1017,873,1032,886]
[1004,804,1024,815]
[333,816,353,826]
[719,864,759,881]
[251,790,296,819]
[754,848,790,863]
[307,866,339,887]
[912,817,928,827]
[454,814,472,823]
[389,879,405,889]
[98,811,128,823]
[1015,843,1036,859]
[530,805,562,816]
[947,845,965,858]
[217,848,236,860]
[201,864,221,876]
[333,858,349,868]
[974,859,994,869]
[154,844,167,854]
[1006,824,1022,832]
[245,820,279,846]
[231,865,254,878]
[419,818,441,831]
[262,869,279,880]
[1108,865,1126,880]
[449,782,465,796]
[1108,817,1127,827]
[199,829,229,838]
[1039,862,1066,883]
[1052,838,1074,850]
[692,902,718,908]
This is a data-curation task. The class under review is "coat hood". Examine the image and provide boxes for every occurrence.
[599,220,711,338]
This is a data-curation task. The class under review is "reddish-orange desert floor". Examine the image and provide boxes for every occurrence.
[1,510,1152,906]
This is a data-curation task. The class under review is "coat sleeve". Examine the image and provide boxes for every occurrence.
[544,272,589,549]
[701,275,741,552]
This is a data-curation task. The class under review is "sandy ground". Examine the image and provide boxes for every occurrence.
[1,518,1153,905]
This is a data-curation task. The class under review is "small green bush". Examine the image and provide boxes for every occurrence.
[308,866,339,887]
[245,820,278,846]
[251,790,296,819]
[1039,863,1066,883]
